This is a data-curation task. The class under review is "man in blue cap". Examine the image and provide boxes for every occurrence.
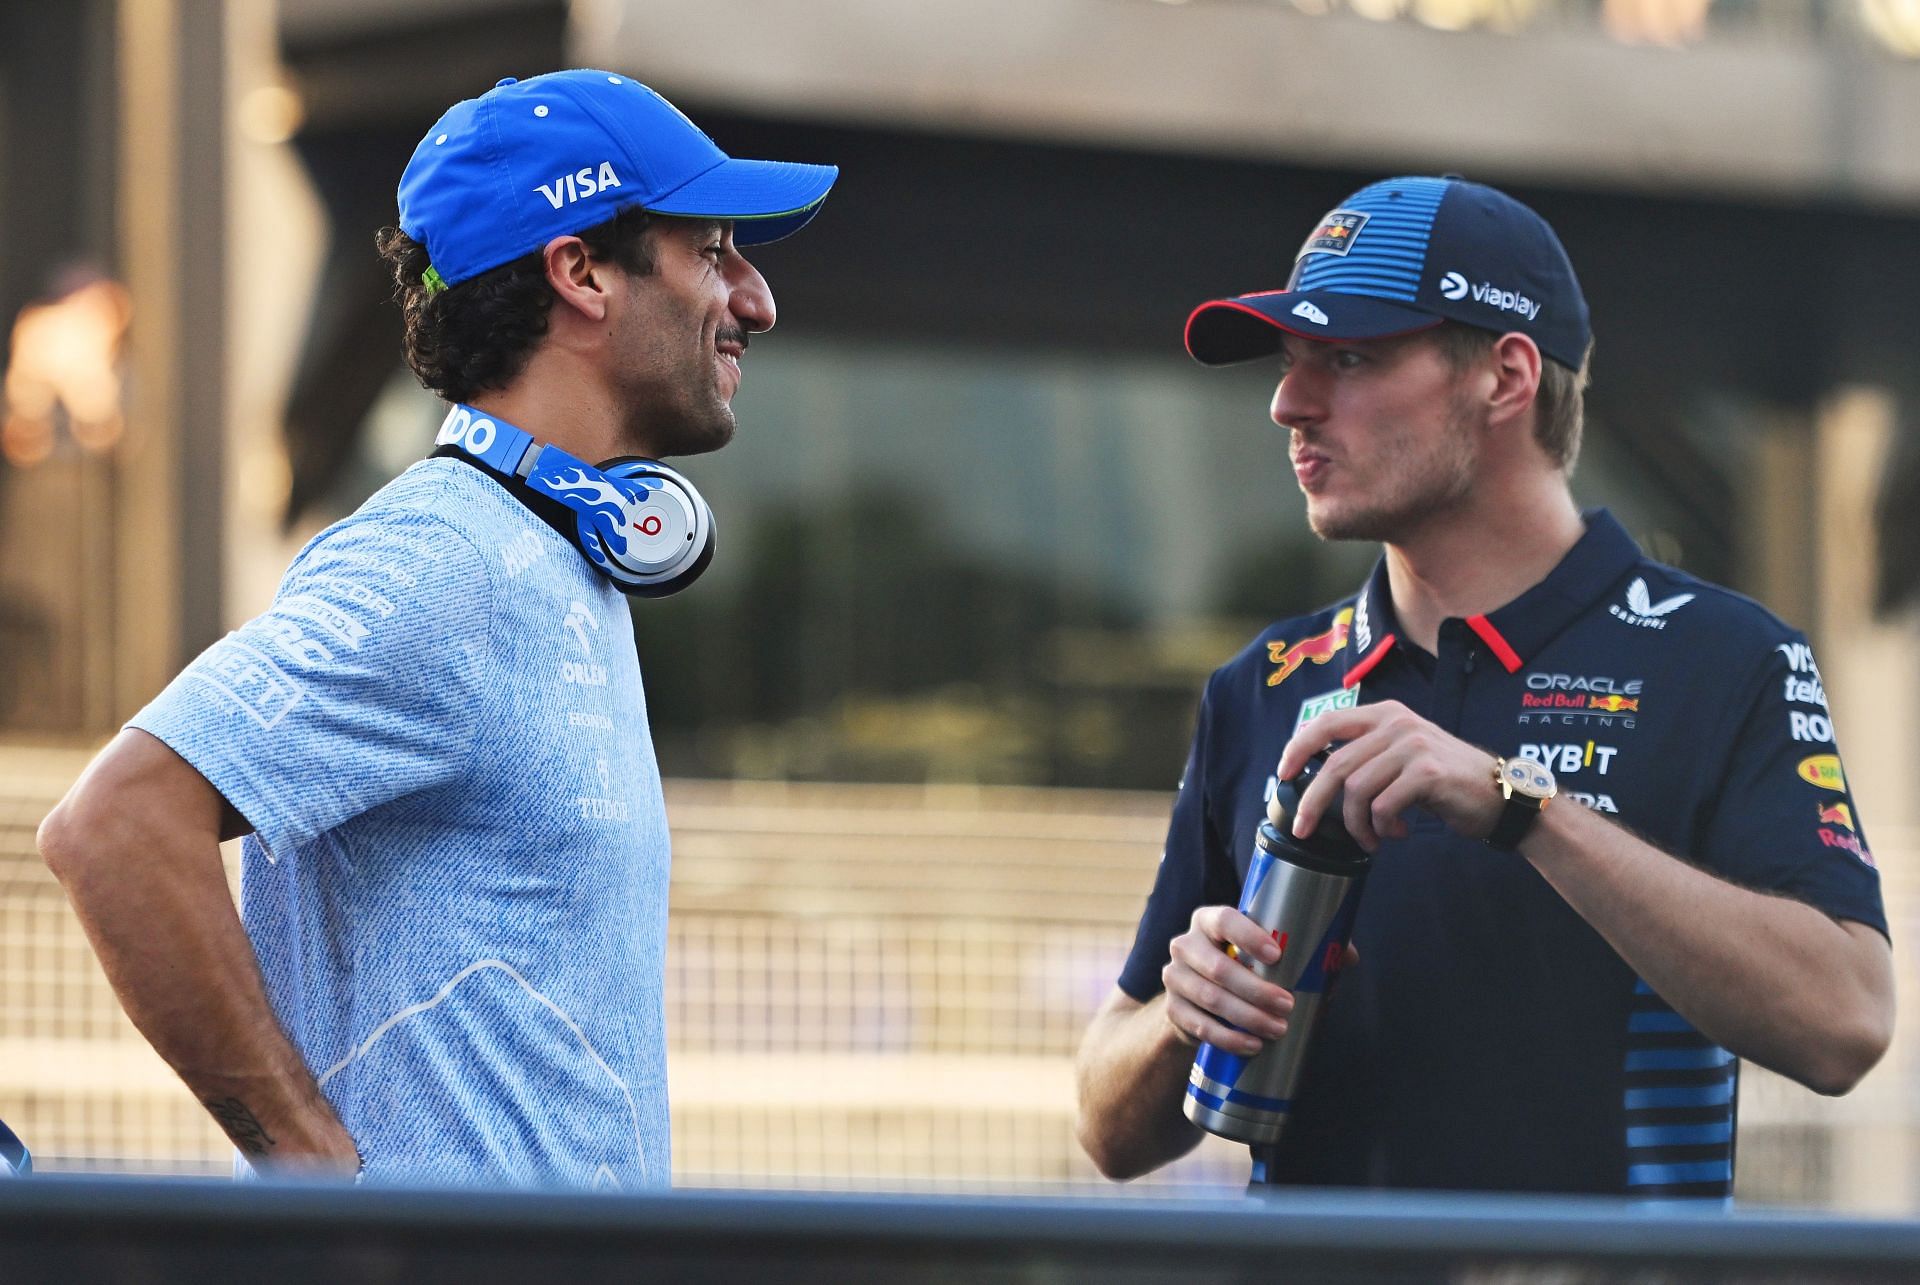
[1076,176,1892,1198]
[39,71,835,1188]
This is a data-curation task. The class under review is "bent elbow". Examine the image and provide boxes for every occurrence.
[1804,1012,1893,1098]
[1075,1112,1149,1183]
[37,790,121,889]
[36,799,84,882]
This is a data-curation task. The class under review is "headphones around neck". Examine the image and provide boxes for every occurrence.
[432,404,715,598]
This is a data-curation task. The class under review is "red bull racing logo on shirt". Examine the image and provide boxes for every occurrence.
[1517,673,1645,727]
[1818,802,1856,832]
[1268,608,1353,688]
[1819,826,1874,868]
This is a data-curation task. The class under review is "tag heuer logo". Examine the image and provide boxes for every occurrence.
[1295,686,1360,731]
[1609,577,1695,631]
[1291,300,1330,326]
[1298,210,1368,259]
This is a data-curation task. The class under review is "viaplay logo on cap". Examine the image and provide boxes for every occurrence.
[1298,211,1368,259]
[1438,268,1543,321]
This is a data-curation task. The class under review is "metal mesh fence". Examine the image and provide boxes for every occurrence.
[0,748,1910,1201]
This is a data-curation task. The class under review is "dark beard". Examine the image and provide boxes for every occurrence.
[639,323,747,459]
[1303,400,1482,544]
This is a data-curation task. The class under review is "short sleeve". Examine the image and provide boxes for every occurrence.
[1117,678,1242,1000]
[129,507,494,853]
[1694,632,1887,938]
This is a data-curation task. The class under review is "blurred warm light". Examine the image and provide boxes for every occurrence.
[1350,0,1407,20]
[1,416,54,469]
[238,443,293,517]
[1,277,133,468]
[238,83,304,144]
[1861,0,1920,57]
[1412,0,1474,30]
[1603,0,1712,46]
[1412,0,1540,32]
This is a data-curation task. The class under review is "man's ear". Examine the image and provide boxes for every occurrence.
[1486,332,1543,432]
[543,236,610,323]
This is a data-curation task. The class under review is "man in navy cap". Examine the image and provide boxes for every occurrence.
[1076,176,1892,1198]
[40,71,835,1187]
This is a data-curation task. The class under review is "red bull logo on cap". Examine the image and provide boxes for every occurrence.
[1300,210,1368,258]
[1268,608,1354,689]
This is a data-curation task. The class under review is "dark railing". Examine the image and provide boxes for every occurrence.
[4,1177,1920,1283]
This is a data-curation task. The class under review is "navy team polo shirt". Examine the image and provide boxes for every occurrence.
[1119,509,1887,1199]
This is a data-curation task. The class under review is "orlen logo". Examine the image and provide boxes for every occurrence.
[1439,270,1543,321]
[536,161,623,211]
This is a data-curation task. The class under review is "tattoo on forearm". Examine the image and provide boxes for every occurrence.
[202,1097,277,1156]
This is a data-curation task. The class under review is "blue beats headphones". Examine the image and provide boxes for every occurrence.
[432,404,715,598]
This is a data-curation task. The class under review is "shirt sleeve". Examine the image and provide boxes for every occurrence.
[1693,630,1887,938]
[128,507,494,855]
[1116,676,1244,1001]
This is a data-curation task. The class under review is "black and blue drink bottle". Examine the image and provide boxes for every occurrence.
[0,1118,29,1177]
[1182,755,1370,1146]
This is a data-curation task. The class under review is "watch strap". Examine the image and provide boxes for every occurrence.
[1486,795,1543,851]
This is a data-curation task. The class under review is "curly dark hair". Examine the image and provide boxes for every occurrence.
[375,205,657,404]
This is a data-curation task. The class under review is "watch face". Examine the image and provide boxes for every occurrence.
[1501,756,1557,800]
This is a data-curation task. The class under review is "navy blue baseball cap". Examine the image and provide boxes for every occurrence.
[1185,175,1591,371]
[398,70,838,290]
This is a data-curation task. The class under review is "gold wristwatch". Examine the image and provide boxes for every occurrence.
[1488,756,1556,850]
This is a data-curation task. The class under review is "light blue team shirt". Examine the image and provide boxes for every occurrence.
[132,459,672,1189]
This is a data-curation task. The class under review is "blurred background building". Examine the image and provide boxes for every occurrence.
[2,0,1919,1203]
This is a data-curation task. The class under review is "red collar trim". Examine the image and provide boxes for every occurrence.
[1343,634,1396,688]
[1465,614,1524,673]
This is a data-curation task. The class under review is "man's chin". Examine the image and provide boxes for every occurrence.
[650,411,736,460]
[1305,500,1375,543]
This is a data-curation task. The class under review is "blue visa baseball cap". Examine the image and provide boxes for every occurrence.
[1184,175,1591,371]
[398,70,839,290]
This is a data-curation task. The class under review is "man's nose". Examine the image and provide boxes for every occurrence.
[728,253,776,334]
[1270,366,1323,430]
